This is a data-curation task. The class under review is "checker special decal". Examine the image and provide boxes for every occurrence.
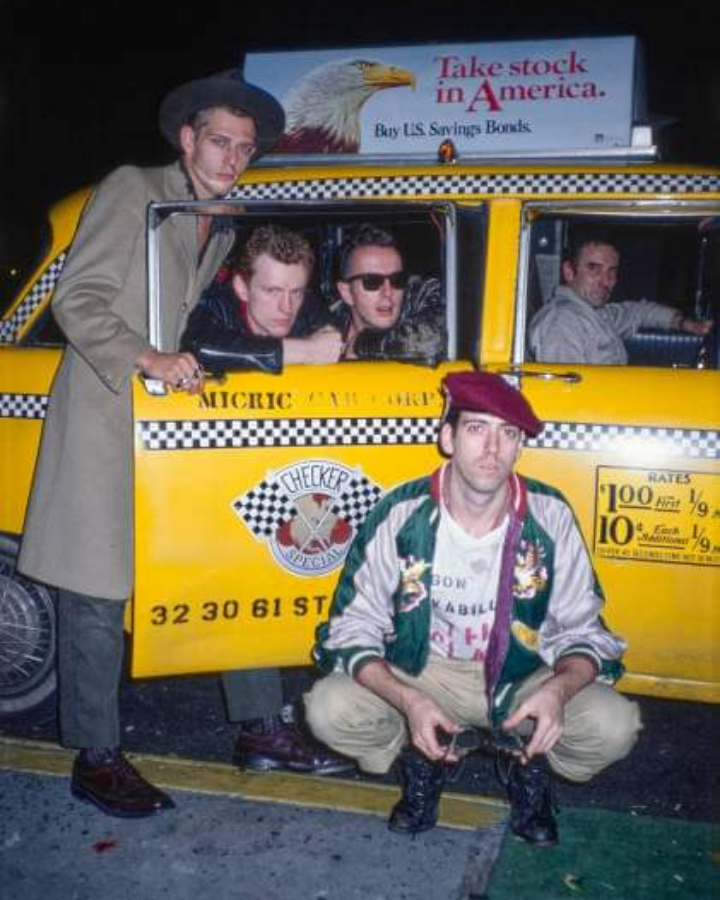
[135,417,719,460]
[233,460,383,576]
[230,171,720,203]
[0,253,67,344]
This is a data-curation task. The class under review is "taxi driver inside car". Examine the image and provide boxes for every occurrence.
[529,231,713,364]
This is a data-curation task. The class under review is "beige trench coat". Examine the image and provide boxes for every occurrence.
[18,162,232,599]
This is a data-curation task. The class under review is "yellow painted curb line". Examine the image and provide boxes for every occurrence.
[0,735,507,831]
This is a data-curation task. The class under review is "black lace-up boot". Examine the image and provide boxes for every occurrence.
[500,753,558,846]
[388,748,448,835]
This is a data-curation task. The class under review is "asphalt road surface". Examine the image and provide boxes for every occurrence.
[2,669,718,900]
[2,666,718,823]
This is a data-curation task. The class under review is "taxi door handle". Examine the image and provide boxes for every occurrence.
[494,368,583,384]
[138,372,227,397]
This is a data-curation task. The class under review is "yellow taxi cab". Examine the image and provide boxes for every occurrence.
[2,153,718,722]
[1,39,719,720]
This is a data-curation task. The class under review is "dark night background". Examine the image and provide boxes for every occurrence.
[2,1,719,279]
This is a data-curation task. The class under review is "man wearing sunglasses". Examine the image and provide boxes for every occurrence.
[335,225,446,364]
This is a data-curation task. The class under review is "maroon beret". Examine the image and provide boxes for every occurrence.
[443,371,543,437]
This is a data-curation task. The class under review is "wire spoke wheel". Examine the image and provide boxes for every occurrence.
[0,555,57,722]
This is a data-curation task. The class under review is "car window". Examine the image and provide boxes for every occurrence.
[520,212,719,369]
[153,202,468,365]
[1,220,52,320]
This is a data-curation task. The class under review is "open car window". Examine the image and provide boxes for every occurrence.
[149,200,487,367]
[517,208,720,369]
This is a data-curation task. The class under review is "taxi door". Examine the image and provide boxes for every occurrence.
[486,200,720,702]
[131,362,465,677]
[130,198,469,678]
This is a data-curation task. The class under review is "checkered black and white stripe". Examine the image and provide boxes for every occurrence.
[235,469,383,539]
[137,416,440,451]
[0,393,48,420]
[527,422,719,459]
[229,171,720,203]
[233,482,297,537]
[0,253,67,344]
[331,474,384,529]
[137,416,719,460]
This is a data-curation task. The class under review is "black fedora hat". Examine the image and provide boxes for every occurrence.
[158,69,285,157]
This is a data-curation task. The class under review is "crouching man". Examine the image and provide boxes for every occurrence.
[305,371,641,845]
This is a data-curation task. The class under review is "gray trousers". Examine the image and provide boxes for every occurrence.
[57,589,126,748]
[57,589,283,748]
[221,669,283,722]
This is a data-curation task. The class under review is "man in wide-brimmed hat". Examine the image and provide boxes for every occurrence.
[18,69,321,818]
[306,371,641,845]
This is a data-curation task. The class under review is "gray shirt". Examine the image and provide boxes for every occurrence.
[528,285,678,365]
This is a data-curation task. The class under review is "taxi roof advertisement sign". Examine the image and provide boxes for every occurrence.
[244,37,638,158]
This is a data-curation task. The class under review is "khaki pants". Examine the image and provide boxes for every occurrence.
[305,654,641,782]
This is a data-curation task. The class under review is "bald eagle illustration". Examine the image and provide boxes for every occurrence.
[274,58,416,154]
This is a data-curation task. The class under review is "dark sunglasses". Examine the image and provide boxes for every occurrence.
[344,271,408,291]
[440,727,528,760]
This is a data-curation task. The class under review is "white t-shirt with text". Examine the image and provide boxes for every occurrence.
[429,505,508,661]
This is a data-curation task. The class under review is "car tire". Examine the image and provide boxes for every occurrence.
[0,553,57,724]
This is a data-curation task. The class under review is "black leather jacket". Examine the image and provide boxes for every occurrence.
[181,275,332,375]
[331,276,446,366]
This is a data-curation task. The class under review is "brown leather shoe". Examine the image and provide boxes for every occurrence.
[234,724,355,775]
[71,751,175,818]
